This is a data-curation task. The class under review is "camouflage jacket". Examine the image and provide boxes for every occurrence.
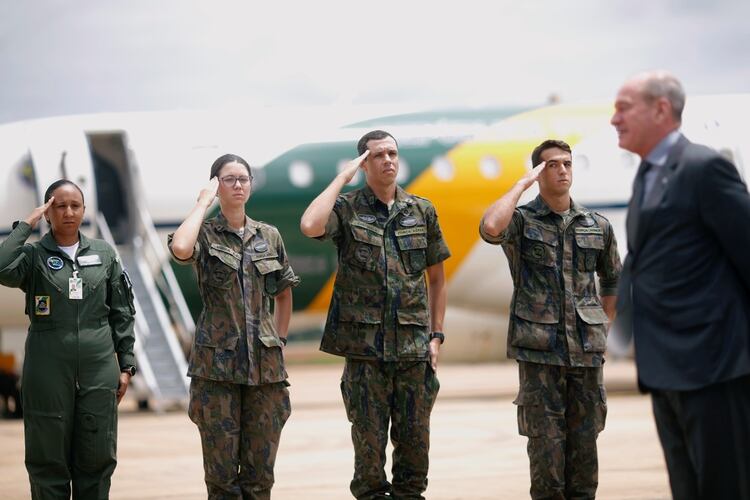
[480,195,621,367]
[169,212,300,385]
[0,222,136,370]
[316,184,451,361]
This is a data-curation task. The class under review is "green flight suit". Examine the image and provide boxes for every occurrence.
[0,221,135,500]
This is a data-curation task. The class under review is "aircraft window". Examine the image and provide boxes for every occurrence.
[432,156,454,181]
[480,156,501,179]
[289,161,313,188]
[574,154,590,170]
[396,158,410,183]
[337,159,362,185]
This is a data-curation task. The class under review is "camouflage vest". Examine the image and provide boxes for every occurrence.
[318,185,450,361]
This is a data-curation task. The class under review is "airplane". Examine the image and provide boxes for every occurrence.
[0,95,747,407]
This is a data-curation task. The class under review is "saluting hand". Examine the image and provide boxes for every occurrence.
[517,161,548,190]
[24,197,55,229]
[197,178,219,208]
[338,150,370,184]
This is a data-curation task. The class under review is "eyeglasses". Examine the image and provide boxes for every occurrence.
[219,175,252,187]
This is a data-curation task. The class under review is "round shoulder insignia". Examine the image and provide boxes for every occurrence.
[358,214,377,224]
[400,216,418,227]
[253,240,269,253]
[47,256,64,270]
[579,216,596,227]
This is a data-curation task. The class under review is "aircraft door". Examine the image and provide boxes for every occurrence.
[87,133,134,244]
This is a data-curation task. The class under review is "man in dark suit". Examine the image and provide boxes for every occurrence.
[611,71,750,499]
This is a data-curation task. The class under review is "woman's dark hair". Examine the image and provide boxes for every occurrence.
[44,179,85,204]
[210,154,253,180]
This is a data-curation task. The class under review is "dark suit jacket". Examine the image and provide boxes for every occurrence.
[617,134,750,391]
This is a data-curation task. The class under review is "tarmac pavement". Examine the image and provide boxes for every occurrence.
[0,360,671,499]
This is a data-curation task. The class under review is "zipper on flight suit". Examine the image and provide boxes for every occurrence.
[72,258,81,392]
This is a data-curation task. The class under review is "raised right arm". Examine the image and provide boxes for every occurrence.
[170,179,218,261]
[481,162,546,237]
[300,151,369,238]
[0,198,55,287]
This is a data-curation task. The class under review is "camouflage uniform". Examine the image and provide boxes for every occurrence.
[315,184,450,500]
[480,195,621,499]
[169,212,299,500]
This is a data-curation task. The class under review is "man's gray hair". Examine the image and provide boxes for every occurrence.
[640,71,686,123]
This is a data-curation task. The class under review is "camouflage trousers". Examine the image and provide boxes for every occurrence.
[514,361,607,500]
[340,359,440,500]
[188,377,291,500]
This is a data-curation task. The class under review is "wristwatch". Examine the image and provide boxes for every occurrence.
[429,332,445,344]
[280,337,288,346]
[121,365,137,376]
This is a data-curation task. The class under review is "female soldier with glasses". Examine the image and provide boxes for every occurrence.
[169,154,299,499]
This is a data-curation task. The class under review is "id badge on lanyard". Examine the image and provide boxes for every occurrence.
[69,270,83,300]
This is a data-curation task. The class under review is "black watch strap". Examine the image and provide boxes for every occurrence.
[121,365,137,376]
[430,332,445,344]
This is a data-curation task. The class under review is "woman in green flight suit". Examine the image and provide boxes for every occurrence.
[0,180,136,499]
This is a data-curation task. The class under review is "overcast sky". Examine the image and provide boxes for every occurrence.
[1,0,749,124]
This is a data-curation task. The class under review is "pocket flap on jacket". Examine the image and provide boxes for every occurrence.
[515,301,559,324]
[208,244,241,270]
[350,222,383,245]
[523,223,557,245]
[396,234,428,251]
[576,305,609,325]
[252,257,283,275]
[339,306,382,324]
[575,234,605,250]
[397,309,429,326]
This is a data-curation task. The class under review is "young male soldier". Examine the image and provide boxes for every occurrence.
[479,139,621,499]
[300,130,450,500]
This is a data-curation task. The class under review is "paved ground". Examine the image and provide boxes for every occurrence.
[0,361,671,499]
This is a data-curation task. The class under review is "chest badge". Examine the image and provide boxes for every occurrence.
[400,216,418,227]
[532,245,546,260]
[358,214,377,224]
[252,239,269,253]
[579,216,595,227]
[355,245,372,262]
[34,296,50,316]
[77,254,102,266]
[47,256,64,270]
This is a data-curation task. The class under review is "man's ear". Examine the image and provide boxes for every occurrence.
[655,96,672,123]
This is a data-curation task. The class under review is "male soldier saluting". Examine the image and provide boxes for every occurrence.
[300,130,450,500]
[480,139,621,499]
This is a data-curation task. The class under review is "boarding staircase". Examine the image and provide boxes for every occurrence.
[95,205,193,410]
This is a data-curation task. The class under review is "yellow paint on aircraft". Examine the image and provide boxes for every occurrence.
[306,103,612,312]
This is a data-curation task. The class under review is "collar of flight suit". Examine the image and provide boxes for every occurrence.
[39,230,91,259]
